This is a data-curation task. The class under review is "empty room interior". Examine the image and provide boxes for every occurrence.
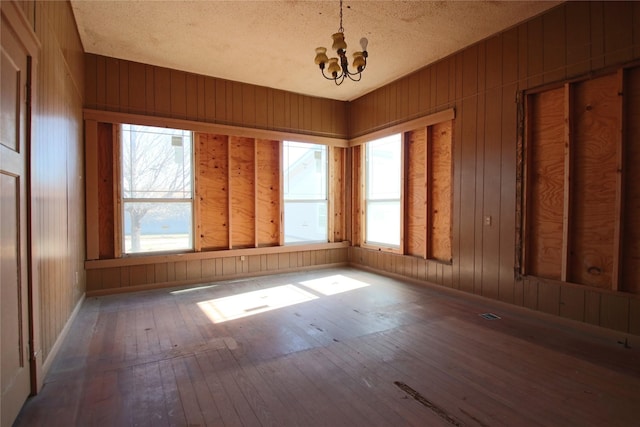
[2,1,640,426]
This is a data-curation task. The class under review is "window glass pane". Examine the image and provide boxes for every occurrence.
[365,134,401,247]
[121,124,193,254]
[283,141,328,244]
[283,141,327,200]
[366,134,401,200]
[284,201,327,243]
[122,124,192,199]
[366,201,401,246]
[124,202,192,253]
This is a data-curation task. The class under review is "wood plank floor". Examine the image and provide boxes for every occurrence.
[14,268,640,426]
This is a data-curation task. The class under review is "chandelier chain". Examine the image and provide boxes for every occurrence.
[339,0,344,33]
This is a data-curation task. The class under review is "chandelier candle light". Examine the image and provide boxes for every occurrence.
[314,0,368,85]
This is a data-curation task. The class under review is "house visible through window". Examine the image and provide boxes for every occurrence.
[121,124,193,254]
[365,134,402,247]
[283,141,328,243]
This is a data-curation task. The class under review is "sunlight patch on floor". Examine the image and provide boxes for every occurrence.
[197,284,318,323]
[298,274,370,296]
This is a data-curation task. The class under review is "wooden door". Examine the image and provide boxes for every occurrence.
[1,11,32,427]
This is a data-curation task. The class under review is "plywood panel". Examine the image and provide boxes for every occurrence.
[256,139,280,246]
[331,146,346,242]
[405,128,427,258]
[570,74,619,289]
[527,88,564,279]
[229,136,255,248]
[197,133,229,249]
[351,145,362,246]
[622,67,640,294]
[430,121,452,263]
[98,123,115,258]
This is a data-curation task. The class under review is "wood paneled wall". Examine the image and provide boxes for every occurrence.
[348,1,640,335]
[20,1,86,367]
[86,246,349,296]
[84,54,348,139]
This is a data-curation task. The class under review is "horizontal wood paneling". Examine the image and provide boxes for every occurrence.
[85,54,348,139]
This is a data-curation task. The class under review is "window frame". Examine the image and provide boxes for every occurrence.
[362,133,404,251]
[282,140,329,245]
[119,123,195,255]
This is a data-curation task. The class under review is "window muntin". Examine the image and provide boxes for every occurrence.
[121,124,193,254]
[283,141,328,243]
[365,134,402,247]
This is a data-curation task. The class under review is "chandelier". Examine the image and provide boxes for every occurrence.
[314,0,369,85]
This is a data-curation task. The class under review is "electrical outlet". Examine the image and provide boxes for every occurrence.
[484,215,492,226]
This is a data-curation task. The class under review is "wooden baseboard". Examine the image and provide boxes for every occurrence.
[39,294,85,387]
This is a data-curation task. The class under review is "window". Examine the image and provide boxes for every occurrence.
[365,134,402,247]
[121,124,193,254]
[521,68,640,293]
[283,141,327,243]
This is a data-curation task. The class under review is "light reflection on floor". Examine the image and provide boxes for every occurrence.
[196,274,370,323]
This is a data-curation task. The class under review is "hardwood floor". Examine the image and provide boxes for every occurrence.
[14,268,640,426]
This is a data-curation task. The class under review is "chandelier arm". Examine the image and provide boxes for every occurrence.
[346,72,362,82]
[320,67,343,82]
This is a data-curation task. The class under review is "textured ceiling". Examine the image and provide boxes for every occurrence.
[70,1,560,101]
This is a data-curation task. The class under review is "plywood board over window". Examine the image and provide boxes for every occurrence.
[197,133,230,250]
[404,120,453,262]
[523,66,640,294]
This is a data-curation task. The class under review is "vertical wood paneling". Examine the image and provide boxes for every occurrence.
[603,2,633,67]
[458,96,477,294]
[527,16,544,88]
[542,6,566,83]
[481,87,501,299]
[128,62,145,114]
[498,83,517,303]
[31,0,86,364]
[104,57,119,109]
[589,2,605,71]
[185,73,198,120]
[565,1,591,78]
[118,60,129,111]
[170,70,187,119]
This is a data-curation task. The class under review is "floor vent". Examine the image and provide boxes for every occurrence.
[479,313,501,320]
